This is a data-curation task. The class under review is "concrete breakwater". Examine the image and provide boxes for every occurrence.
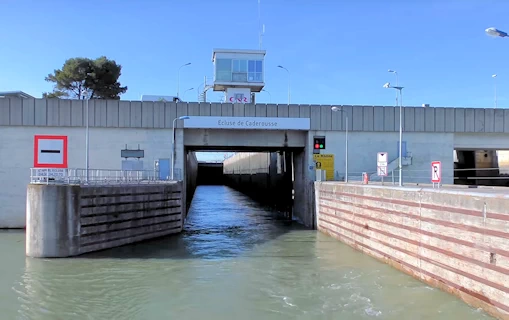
[315,182,509,319]
[26,182,183,258]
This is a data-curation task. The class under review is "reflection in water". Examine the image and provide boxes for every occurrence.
[1,186,493,319]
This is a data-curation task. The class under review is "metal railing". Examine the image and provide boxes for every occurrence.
[331,167,509,186]
[30,168,181,185]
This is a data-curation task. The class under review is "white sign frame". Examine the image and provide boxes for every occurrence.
[377,152,388,177]
[183,116,310,130]
[431,161,442,183]
[377,152,388,167]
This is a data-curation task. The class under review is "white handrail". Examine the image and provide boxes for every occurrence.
[30,168,180,185]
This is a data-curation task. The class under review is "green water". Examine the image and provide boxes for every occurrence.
[0,185,492,319]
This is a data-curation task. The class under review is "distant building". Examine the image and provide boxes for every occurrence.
[140,95,182,102]
[0,91,34,99]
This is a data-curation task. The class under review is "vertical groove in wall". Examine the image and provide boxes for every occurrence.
[8,98,11,125]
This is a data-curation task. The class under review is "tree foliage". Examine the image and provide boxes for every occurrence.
[43,56,127,100]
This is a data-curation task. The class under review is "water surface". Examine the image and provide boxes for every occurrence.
[0,185,492,319]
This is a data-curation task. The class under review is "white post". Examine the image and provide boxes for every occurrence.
[177,63,191,100]
[493,74,498,109]
[85,97,90,183]
[277,65,291,104]
[345,113,348,183]
[171,117,177,180]
[398,88,403,187]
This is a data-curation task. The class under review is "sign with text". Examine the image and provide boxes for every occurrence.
[183,116,310,130]
[377,152,388,177]
[313,154,335,181]
[34,135,68,168]
[34,168,67,178]
[377,152,388,167]
[431,161,441,183]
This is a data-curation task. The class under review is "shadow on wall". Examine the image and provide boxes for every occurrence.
[223,152,293,218]
[186,152,198,212]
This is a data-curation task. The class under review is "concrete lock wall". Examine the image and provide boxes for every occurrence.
[315,182,509,320]
[26,182,183,258]
[223,152,291,213]
[0,126,178,229]
[186,152,198,216]
[4,97,509,229]
[312,131,455,184]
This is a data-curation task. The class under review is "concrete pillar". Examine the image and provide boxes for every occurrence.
[26,184,80,258]
[293,148,314,228]
[175,128,187,223]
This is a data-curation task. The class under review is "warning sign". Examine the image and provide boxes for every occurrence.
[431,161,441,183]
[34,135,68,168]
[377,166,388,176]
[313,154,335,181]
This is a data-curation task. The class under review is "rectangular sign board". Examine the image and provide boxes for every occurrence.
[33,168,67,178]
[377,152,388,167]
[313,154,335,181]
[377,166,388,177]
[34,135,68,168]
[183,116,310,130]
[431,161,441,183]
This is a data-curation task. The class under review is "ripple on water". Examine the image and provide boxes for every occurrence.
[1,186,497,319]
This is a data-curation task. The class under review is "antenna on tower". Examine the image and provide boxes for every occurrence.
[258,0,264,49]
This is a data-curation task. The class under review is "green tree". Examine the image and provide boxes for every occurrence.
[43,56,127,100]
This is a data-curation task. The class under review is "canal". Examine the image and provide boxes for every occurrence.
[0,185,493,319]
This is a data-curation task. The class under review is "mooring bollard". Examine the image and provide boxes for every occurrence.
[362,172,369,184]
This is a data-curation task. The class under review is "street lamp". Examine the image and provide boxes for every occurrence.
[331,106,349,182]
[388,69,399,105]
[81,88,90,183]
[177,62,191,99]
[183,87,194,101]
[485,27,508,38]
[383,82,404,186]
[492,74,498,108]
[277,65,291,104]
[171,116,190,180]
[262,89,272,103]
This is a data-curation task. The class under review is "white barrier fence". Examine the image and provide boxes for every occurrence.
[30,168,183,185]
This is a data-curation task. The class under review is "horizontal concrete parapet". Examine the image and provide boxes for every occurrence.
[2,97,507,133]
[26,182,183,258]
[315,182,509,320]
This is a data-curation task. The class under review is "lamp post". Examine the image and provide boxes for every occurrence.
[171,116,190,180]
[485,27,509,38]
[383,82,404,186]
[331,106,349,182]
[177,62,191,99]
[262,89,272,103]
[81,89,90,183]
[183,87,194,102]
[388,69,399,105]
[492,74,498,108]
[277,65,291,104]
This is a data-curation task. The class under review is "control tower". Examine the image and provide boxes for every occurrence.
[212,48,266,103]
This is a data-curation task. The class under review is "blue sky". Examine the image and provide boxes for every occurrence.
[1,0,508,161]
[1,0,509,108]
